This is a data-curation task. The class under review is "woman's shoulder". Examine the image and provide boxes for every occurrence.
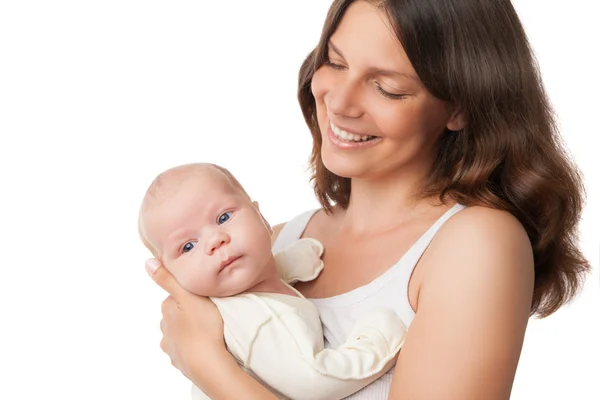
[441,205,528,238]
[271,206,342,246]
[271,222,287,246]
[392,205,535,398]
[443,205,530,247]
[421,205,534,293]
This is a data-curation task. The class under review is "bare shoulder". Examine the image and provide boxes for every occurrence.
[271,207,332,247]
[419,206,534,307]
[271,222,287,246]
[302,206,343,239]
[442,204,530,238]
[428,205,533,267]
[390,206,535,399]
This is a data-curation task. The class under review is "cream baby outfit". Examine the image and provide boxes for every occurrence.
[272,203,467,399]
[191,238,407,400]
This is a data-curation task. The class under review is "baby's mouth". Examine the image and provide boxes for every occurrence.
[219,255,242,272]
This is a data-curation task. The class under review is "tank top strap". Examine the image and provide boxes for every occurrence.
[272,208,319,253]
[403,203,467,265]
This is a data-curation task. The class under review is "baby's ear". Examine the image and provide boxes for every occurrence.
[253,201,273,234]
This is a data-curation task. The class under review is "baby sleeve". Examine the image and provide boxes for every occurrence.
[247,306,407,400]
[274,237,324,285]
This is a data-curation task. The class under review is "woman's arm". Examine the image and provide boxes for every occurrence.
[389,207,534,400]
[189,349,278,400]
[145,260,278,400]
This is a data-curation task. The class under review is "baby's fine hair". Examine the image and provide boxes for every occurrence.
[145,162,250,203]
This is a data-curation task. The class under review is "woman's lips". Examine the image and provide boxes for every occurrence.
[326,124,382,149]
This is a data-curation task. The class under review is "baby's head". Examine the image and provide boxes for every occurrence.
[139,163,274,297]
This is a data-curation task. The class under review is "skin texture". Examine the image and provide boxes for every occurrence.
[147,259,278,400]
[312,2,463,185]
[141,164,295,297]
[147,2,534,399]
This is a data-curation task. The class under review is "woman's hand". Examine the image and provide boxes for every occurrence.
[145,258,225,383]
[146,258,278,399]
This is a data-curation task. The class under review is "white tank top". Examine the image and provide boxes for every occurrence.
[272,203,466,399]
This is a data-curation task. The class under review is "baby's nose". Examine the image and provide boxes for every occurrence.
[205,231,230,254]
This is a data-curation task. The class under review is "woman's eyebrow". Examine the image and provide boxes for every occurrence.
[328,40,418,82]
[372,68,418,82]
[328,40,346,59]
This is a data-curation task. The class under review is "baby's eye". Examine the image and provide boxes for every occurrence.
[217,211,233,225]
[182,241,197,253]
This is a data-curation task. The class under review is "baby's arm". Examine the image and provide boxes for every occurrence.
[248,307,407,400]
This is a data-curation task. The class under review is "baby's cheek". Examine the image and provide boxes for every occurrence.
[183,274,211,296]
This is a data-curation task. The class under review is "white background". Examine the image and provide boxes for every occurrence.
[0,1,598,399]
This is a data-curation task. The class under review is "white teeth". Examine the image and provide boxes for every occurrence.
[330,121,373,142]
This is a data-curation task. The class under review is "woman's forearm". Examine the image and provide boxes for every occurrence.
[191,349,278,400]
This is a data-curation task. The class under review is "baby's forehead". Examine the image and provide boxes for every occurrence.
[148,170,243,208]
[177,170,243,199]
[141,164,249,221]
[165,164,242,191]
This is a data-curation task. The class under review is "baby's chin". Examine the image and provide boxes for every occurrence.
[188,281,253,298]
[211,281,256,297]
[186,260,267,297]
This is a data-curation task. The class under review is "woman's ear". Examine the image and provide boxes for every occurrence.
[446,108,466,131]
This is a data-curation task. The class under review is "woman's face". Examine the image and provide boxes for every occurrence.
[311,1,462,181]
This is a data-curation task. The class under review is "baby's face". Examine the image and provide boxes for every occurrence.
[141,173,273,297]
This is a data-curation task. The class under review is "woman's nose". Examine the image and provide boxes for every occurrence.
[326,78,363,119]
[204,230,230,255]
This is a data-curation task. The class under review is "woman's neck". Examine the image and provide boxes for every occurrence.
[340,169,437,235]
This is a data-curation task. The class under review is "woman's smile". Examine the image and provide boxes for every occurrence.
[326,120,382,149]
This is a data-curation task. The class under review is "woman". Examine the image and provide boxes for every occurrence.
[146,0,590,398]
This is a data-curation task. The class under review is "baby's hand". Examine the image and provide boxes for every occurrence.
[274,238,324,284]
[346,308,407,360]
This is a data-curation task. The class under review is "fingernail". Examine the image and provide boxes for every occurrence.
[146,258,159,274]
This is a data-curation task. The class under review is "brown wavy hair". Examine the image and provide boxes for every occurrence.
[297,0,590,318]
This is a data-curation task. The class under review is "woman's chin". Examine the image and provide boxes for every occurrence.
[321,154,369,179]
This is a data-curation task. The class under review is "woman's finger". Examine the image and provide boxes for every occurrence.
[146,258,187,299]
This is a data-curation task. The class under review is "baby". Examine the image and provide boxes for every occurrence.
[138,163,407,400]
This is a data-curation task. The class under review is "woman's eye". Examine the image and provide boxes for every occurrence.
[324,59,345,71]
[218,211,233,225]
[182,241,196,253]
[375,84,406,100]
